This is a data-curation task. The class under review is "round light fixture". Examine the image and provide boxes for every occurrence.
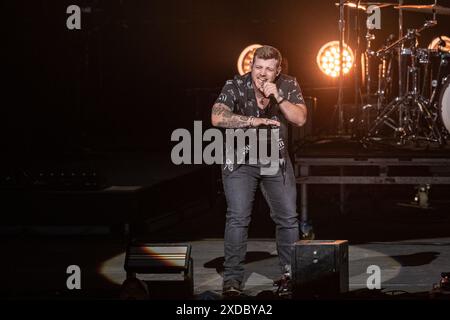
[237,44,262,75]
[317,41,354,78]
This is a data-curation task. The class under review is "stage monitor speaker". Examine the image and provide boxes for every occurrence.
[291,240,348,298]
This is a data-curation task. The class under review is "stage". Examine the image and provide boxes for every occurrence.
[1,235,449,300]
[3,0,450,303]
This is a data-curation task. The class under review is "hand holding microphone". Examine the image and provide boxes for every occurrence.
[262,81,281,104]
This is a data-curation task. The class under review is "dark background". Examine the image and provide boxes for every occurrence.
[3,0,450,156]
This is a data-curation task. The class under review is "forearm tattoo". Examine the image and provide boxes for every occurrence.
[212,103,251,128]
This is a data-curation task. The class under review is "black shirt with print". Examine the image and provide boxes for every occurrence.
[215,72,305,171]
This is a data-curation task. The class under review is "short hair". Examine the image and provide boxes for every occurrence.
[253,45,282,68]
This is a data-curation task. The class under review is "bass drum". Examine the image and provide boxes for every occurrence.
[439,76,450,134]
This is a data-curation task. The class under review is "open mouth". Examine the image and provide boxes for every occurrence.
[257,78,267,87]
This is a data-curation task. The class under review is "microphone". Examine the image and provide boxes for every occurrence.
[261,79,279,104]
[269,94,278,105]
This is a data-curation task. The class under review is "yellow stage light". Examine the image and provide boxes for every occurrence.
[317,41,354,78]
[237,44,263,75]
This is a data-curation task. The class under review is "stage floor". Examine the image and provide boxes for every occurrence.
[0,236,448,299]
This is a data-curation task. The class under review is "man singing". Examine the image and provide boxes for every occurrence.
[211,45,307,297]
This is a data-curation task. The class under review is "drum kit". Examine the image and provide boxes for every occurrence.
[342,1,450,147]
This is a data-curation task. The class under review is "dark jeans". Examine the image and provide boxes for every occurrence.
[222,160,299,284]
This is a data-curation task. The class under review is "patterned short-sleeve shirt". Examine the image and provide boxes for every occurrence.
[215,72,305,116]
[214,72,306,172]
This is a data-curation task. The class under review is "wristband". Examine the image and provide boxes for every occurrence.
[277,97,286,104]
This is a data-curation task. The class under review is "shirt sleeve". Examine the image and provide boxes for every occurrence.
[285,78,305,105]
[214,80,239,112]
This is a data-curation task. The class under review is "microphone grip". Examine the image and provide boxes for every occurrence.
[269,94,278,105]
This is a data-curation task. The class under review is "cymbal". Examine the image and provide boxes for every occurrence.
[395,4,450,16]
[335,2,397,11]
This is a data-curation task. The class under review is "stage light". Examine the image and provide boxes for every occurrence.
[237,44,262,75]
[124,244,192,274]
[428,36,450,53]
[99,244,193,286]
[317,41,354,78]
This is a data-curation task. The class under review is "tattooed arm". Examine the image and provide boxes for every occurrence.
[211,103,251,128]
[211,103,280,128]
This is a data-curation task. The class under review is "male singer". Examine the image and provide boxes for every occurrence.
[211,45,307,296]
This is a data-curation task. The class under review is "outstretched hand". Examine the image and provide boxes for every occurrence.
[252,117,280,127]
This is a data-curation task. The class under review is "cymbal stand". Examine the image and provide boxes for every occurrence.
[398,0,404,129]
[359,5,385,132]
[376,35,395,111]
[365,21,444,145]
[337,0,346,135]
